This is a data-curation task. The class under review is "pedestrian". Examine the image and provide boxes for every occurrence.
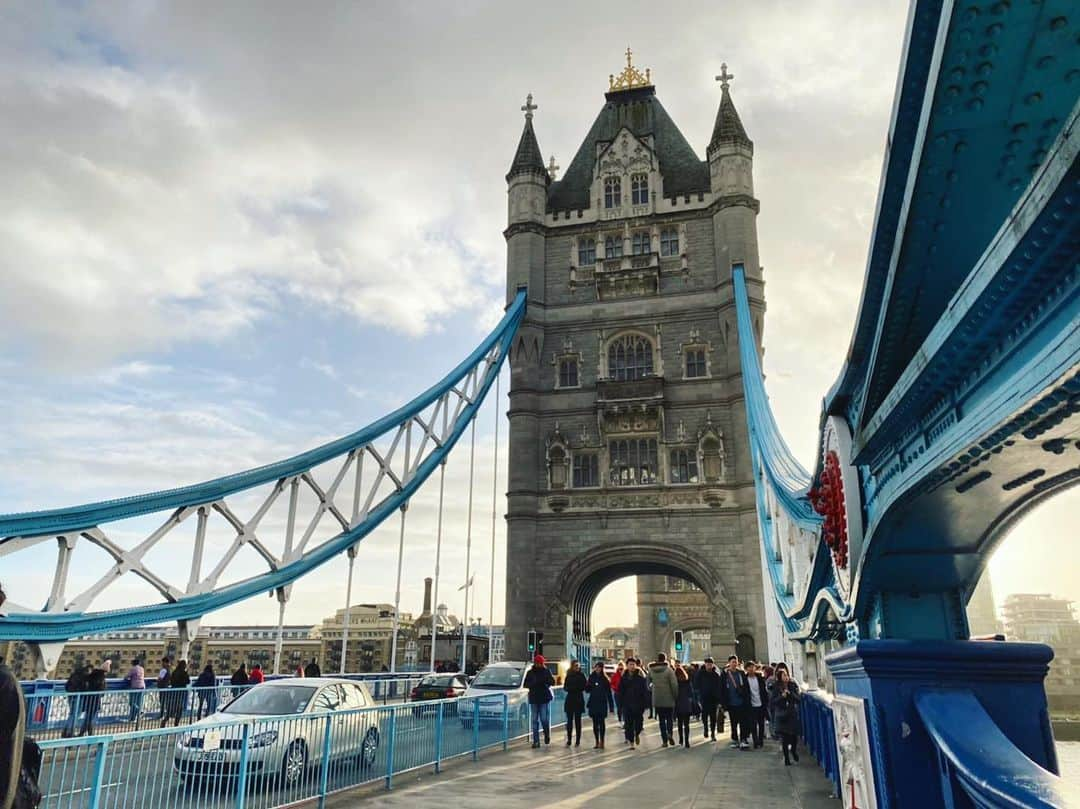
[126,659,145,723]
[610,661,624,722]
[304,658,321,678]
[695,657,723,741]
[1,582,27,809]
[585,662,614,749]
[769,669,801,765]
[523,655,555,748]
[721,656,751,750]
[80,660,110,737]
[745,661,767,748]
[230,663,249,686]
[249,663,265,684]
[156,657,171,689]
[647,653,678,748]
[562,659,588,747]
[62,663,88,738]
[674,664,694,749]
[296,663,304,677]
[617,658,649,748]
[163,659,190,727]
[194,663,217,718]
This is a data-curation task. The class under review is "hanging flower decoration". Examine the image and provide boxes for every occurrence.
[808,450,849,569]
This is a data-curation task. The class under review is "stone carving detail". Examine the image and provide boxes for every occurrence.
[543,489,712,512]
[599,132,653,175]
[833,696,878,809]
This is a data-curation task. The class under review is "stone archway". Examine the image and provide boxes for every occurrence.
[542,541,737,662]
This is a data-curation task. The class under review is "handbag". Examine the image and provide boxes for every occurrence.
[15,738,43,809]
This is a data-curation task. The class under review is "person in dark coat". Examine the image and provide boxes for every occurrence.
[162,660,190,727]
[674,664,695,749]
[562,660,588,747]
[230,663,249,686]
[194,663,217,718]
[694,657,724,741]
[769,668,801,765]
[62,664,89,738]
[617,659,649,747]
[721,656,751,749]
[81,660,110,737]
[523,655,555,748]
[304,658,321,678]
[585,662,615,749]
[1,583,26,809]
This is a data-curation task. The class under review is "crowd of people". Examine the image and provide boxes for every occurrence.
[523,652,802,764]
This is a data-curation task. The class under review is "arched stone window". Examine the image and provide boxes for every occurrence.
[631,231,651,255]
[607,333,654,381]
[660,228,680,257]
[546,426,570,490]
[604,176,621,209]
[577,238,596,266]
[700,436,724,482]
[631,173,649,205]
[604,235,623,259]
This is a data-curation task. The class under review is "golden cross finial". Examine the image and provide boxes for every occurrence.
[547,155,560,180]
[521,93,537,121]
[608,47,654,92]
[716,63,735,91]
[625,46,633,67]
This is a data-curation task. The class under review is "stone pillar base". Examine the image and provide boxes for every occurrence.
[826,639,1056,808]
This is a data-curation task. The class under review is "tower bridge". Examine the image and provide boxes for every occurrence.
[1,0,1078,806]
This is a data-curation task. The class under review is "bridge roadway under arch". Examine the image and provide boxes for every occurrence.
[324,724,837,809]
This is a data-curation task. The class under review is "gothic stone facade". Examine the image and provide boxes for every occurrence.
[503,71,768,663]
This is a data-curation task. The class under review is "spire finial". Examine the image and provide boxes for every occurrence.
[547,155,560,180]
[715,63,735,92]
[625,46,633,67]
[608,47,654,92]
[521,93,537,121]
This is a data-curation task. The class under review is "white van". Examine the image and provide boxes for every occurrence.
[459,661,530,728]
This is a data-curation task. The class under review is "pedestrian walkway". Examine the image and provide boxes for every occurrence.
[328,725,838,808]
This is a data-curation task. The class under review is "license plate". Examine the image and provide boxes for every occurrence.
[200,750,225,761]
[422,691,441,699]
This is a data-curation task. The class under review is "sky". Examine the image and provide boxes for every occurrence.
[1,1,1076,639]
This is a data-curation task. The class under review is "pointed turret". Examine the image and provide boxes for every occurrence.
[708,64,752,155]
[506,94,549,182]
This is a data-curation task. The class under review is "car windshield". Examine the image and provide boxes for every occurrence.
[419,676,456,687]
[469,667,523,689]
[222,685,316,715]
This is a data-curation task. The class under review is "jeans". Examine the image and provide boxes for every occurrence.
[749,705,766,747]
[197,692,218,719]
[701,699,720,737]
[64,695,83,737]
[676,713,691,745]
[128,689,144,722]
[565,709,582,743]
[781,732,799,762]
[623,708,644,743]
[729,705,750,743]
[656,707,674,743]
[530,702,551,744]
[591,716,606,743]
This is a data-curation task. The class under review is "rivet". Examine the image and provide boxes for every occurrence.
[964,5,980,20]
[968,97,985,110]
[1006,138,1022,151]
[972,80,989,95]
[947,170,959,182]
[1025,91,1043,105]
[977,61,994,76]
[947,84,963,98]
[1049,16,1067,30]
[1037,55,1056,69]
[1002,154,1016,166]
[1043,117,1060,130]
[954,140,969,153]
[986,22,1003,36]
[991,1,1010,13]
[980,43,999,57]
[950,66,966,81]
[1012,122,1029,134]
[1067,69,1080,83]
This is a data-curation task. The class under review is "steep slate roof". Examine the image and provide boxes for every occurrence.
[547,86,709,212]
[708,87,753,153]
[506,117,548,181]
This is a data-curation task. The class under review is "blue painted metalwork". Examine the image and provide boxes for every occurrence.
[0,291,526,641]
[915,687,1080,807]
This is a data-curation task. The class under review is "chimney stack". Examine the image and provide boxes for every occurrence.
[422,577,433,615]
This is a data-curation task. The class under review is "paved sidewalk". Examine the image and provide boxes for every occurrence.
[328,725,838,808]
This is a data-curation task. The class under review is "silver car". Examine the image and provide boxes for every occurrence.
[173,678,380,786]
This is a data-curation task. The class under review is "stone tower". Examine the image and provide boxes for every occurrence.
[504,55,768,663]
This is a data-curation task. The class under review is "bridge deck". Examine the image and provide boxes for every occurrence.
[329,724,837,808]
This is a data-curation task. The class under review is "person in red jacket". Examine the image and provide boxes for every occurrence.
[248,664,265,684]
[610,661,625,723]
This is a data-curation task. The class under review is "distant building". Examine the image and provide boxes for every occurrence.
[319,603,414,673]
[967,574,1002,636]
[594,626,639,661]
[1003,593,1080,714]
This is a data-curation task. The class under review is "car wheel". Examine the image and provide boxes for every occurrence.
[359,726,379,770]
[280,740,308,787]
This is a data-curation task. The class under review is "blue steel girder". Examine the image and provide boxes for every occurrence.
[829,0,1080,432]
[0,292,527,642]
[847,98,1078,618]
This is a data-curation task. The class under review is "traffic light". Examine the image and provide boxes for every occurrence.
[527,630,537,654]
[674,630,684,654]
[536,631,545,655]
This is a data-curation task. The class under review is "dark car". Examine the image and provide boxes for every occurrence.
[410,674,468,716]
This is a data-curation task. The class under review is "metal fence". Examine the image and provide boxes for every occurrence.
[26,679,424,742]
[800,690,840,796]
[35,689,567,809]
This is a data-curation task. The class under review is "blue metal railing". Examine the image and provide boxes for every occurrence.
[26,678,425,741]
[34,688,567,808]
[800,690,840,797]
[915,687,1080,808]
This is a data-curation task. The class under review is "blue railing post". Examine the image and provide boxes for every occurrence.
[502,693,509,751]
[235,722,251,809]
[317,713,333,809]
[472,699,480,761]
[385,709,397,790]
[434,702,444,774]
[87,739,110,809]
